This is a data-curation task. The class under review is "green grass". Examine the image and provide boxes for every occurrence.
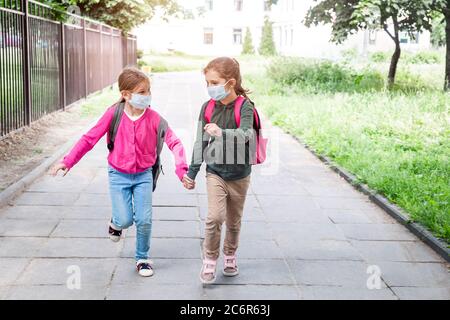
[80,85,119,118]
[247,71,450,243]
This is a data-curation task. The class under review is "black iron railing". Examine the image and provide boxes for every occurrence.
[0,0,138,137]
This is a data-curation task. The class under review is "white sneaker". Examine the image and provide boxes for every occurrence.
[136,259,154,277]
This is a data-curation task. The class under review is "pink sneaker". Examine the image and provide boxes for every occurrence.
[223,254,239,277]
[200,258,217,284]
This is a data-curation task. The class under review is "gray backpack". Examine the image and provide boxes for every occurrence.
[107,102,168,192]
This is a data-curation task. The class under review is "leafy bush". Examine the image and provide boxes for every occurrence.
[137,49,144,60]
[370,50,443,65]
[370,51,390,63]
[266,58,384,93]
[405,51,442,64]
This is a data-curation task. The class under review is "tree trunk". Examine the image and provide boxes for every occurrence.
[387,16,401,89]
[445,3,450,91]
[388,42,401,89]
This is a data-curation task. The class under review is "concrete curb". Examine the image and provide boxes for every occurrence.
[292,134,450,263]
[0,115,99,210]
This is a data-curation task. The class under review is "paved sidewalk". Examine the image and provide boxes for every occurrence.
[0,72,448,300]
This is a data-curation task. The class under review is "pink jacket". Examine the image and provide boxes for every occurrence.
[61,104,188,181]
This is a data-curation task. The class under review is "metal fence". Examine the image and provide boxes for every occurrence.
[0,0,137,137]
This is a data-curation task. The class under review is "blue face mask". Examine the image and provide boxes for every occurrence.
[129,93,151,110]
[207,80,230,101]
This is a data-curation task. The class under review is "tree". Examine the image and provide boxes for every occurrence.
[259,16,277,56]
[442,1,450,90]
[431,0,450,90]
[305,0,437,88]
[242,28,255,55]
[34,0,180,32]
[65,0,180,32]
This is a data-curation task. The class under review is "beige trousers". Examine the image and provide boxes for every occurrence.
[203,173,251,260]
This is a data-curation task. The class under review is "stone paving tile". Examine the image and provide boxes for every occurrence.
[213,259,295,285]
[0,205,111,220]
[350,240,443,263]
[37,238,122,258]
[0,258,30,286]
[338,224,417,241]
[374,262,450,288]
[390,287,450,300]
[287,260,384,288]
[277,239,363,261]
[269,222,347,242]
[5,285,107,300]
[12,192,80,206]
[203,284,300,300]
[16,258,116,286]
[107,284,203,300]
[0,237,48,258]
[299,285,398,300]
[125,221,200,239]
[0,219,58,237]
[121,238,201,259]
[112,258,200,285]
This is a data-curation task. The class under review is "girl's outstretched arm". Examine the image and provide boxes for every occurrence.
[164,126,189,181]
[61,106,115,170]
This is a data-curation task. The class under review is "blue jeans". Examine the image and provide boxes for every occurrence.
[107,165,153,261]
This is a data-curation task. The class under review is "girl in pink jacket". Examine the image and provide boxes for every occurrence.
[50,67,193,277]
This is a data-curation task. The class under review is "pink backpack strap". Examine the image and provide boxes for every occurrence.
[233,96,246,127]
[204,99,216,123]
[253,109,260,128]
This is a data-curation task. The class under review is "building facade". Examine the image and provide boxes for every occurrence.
[134,0,431,58]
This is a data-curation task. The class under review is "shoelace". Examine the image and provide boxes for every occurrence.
[109,226,121,235]
[139,263,151,270]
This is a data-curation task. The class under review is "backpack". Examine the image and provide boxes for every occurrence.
[107,102,168,192]
[204,96,267,165]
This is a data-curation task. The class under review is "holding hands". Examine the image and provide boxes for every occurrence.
[204,123,222,137]
[182,174,195,190]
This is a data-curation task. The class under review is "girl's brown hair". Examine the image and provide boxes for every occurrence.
[203,57,250,99]
[118,67,150,102]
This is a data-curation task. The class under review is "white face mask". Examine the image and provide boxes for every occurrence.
[129,93,151,110]
[207,80,231,101]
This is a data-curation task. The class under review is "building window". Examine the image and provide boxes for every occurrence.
[369,30,377,45]
[400,32,409,44]
[204,28,213,45]
[290,28,294,46]
[206,0,213,11]
[233,28,242,45]
[264,0,272,11]
[234,0,243,11]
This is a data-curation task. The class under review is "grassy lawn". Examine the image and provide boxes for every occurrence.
[244,55,449,243]
[80,85,119,118]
